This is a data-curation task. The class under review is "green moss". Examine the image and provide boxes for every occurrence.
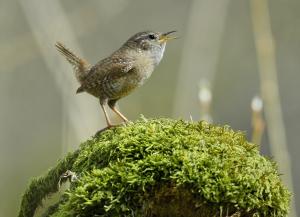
[18,118,290,217]
[18,149,80,217]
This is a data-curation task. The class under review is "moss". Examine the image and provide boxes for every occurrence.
[18,150,80,217]
[18,118,290,217]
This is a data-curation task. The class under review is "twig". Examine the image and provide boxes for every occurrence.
[251,96,265,145]
[250,0,296,216]
[173,0,229,118]
[198,80,213,122]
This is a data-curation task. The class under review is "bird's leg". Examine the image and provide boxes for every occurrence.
[108,99,129,123]
[100,99,113,127]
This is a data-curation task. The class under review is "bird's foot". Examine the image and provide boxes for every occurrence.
[95,124,120,135]
[121,119,130,126]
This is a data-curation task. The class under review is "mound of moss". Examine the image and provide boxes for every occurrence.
[18,118,290,217]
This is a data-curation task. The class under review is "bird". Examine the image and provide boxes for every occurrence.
[55,31,176,128]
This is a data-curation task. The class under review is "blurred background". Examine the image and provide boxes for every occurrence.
[0,0,299,216]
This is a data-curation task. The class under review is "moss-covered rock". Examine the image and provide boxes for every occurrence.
[18,118,290,217]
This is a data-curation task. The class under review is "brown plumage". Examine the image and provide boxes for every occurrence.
[55,42,90,83]
[55,31,176,128]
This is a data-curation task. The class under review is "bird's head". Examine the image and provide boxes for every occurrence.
[126,30,176,50]
[124,30,177,64]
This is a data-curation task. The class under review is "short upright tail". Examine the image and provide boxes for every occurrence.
[55,42,90,83]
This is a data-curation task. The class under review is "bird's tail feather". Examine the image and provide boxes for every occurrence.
[55,42,90,83]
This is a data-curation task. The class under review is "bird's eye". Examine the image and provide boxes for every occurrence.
[148,34,156,40]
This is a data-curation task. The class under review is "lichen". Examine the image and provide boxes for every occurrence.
[18,118,290,217]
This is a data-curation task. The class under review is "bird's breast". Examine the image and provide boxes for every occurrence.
[132,54,155,85]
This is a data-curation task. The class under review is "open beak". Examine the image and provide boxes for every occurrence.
[159,31,177,43]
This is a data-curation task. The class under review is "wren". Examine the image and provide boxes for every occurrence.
[55,31,176,127]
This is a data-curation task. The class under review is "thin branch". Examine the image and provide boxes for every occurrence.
[198,80,213,122]
[18,0,105,152]
[251,96,265,145]
[250,0,296,216]
[173,0,229,119]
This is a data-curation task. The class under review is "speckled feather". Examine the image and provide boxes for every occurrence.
[55,31,173,125]
[55,42,90,83]
[76,48,137,99]
[74,31,167,102]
